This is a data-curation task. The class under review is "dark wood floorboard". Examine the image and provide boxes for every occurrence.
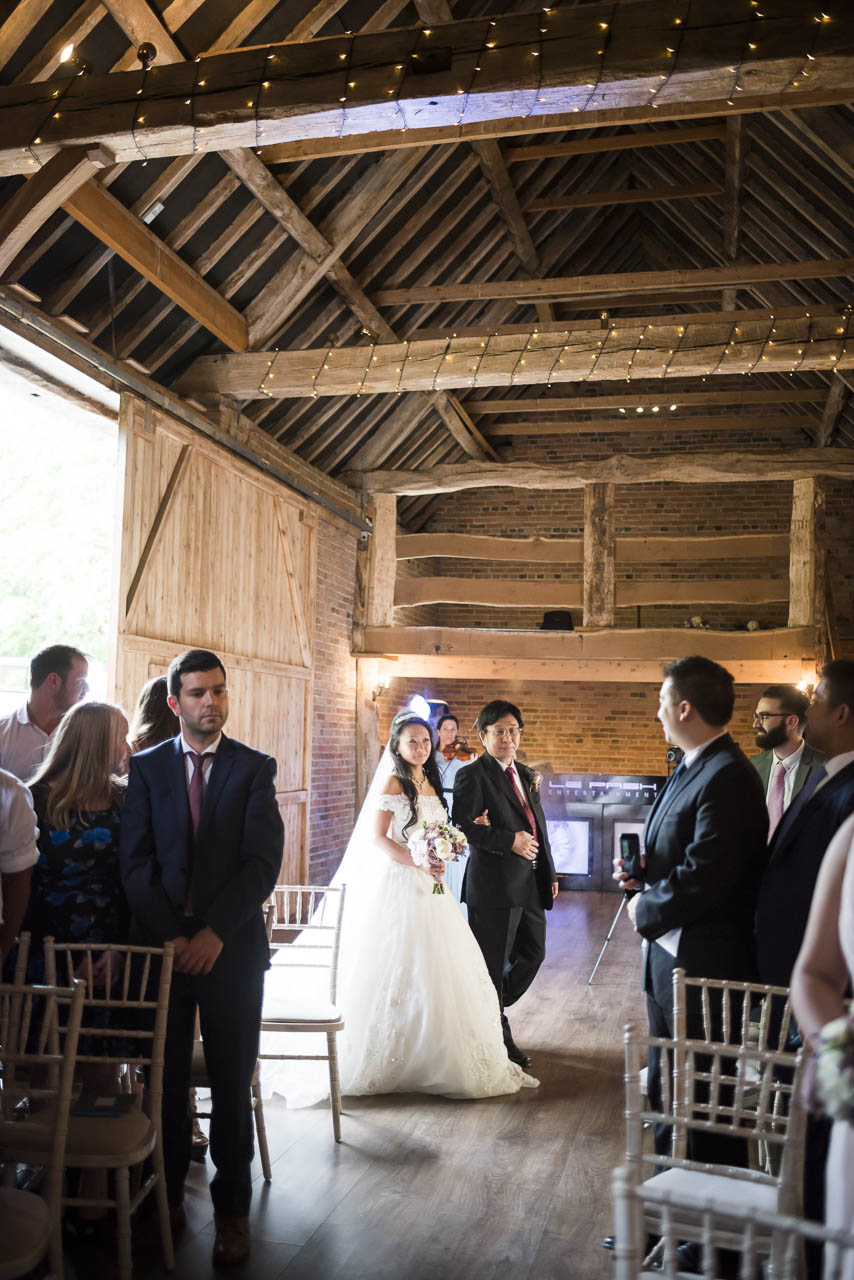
[70,892,641,1279]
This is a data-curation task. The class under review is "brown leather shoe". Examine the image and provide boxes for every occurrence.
[212,1216,250,1268]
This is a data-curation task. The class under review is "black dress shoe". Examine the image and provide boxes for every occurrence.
[505,1040,532,1069]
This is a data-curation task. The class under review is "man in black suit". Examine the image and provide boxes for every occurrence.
[120,649,283,1268]
[452,699,557,1069]
[750,683,824,841]
[755,661,854,1275]
[615,656,768,1163]
[756,660,854,989]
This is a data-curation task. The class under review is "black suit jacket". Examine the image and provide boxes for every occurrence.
[755,757,854,988]
[119,733,284,974]
[452,752,556,910]
[635,734,768,986]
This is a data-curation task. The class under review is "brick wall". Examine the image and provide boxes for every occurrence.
[309,517,358,883]
[378,676,767,777]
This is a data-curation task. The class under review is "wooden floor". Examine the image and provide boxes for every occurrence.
[76,892,642,1280]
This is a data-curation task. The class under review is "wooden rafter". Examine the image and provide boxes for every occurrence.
[350,451,854,496]
[0,145,114,276]
[486,414,818,438]
[3,4,853,176]
[504,125,728,163]
[522,182,722,212]
[467,390,825,412]
[176,313,849,399]
[471,139,539,274]
[816,374,849,447]
[373,257,854,306]
[721,117,746,310]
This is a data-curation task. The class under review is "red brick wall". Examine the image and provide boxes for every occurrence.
[378,676,767,777]
[309,517,358,883]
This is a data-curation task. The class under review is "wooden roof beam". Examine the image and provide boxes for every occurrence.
[3,3,854,176]
[373,257,854,307]
[472,139,539,275]
[816,374,849,447]
[176,314,849,399]
[721,116,746,310]
[468,389,825,413]
[505,124,728,163]
[523,181,722,212]
[486,414,817,438]
[350,451,854,496]
[0,144,114,276]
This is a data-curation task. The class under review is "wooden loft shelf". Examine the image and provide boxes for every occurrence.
[357,626,818,685]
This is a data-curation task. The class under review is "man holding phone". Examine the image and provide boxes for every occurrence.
[613,658,768,1161]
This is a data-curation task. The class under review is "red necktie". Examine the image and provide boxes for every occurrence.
[188,751,211,836]
[507,764,537,836]
[767,759,786,841]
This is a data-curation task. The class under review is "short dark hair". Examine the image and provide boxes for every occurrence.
[760,683,810,726]
[436,714,459,732]
[821,660,854,713]
[30,644,86,689]
[167,649,227,699]
[477,700,524,734]
[663,656,735,728]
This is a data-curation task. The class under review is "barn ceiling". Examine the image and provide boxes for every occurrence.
[1,0,852,530]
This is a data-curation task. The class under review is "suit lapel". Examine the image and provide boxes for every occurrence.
[645,737,731,847]
[197,734,235,839]
[166,736,190,843]
[481,752,530,825]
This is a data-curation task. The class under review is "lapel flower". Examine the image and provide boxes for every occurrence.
[530,770,543,797]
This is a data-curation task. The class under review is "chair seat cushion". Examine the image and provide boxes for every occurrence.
[261,994,342,1025]
[646,1169,778,1217]
[0,1187,49,1276]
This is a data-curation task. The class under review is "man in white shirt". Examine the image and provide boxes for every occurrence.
[0,767,39,962]
[0,645,88,782]
[750,683,824,841]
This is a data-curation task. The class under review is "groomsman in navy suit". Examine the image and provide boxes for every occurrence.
[121,649,282,1268]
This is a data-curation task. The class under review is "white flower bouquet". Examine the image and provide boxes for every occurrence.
[814,1009,854,1121]
[408,819,467,895]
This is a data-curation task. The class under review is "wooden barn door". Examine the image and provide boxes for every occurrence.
[110,394,316,883]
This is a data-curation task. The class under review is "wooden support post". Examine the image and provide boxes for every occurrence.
[366,495,398,629]
[721,116,745,311]
[583,483,615,627]
[355,658,382,809]
[788,477,827,668]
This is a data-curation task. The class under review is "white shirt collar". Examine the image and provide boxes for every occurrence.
[682,730,728,770]
[179,732,221,757]
[824,748,854,780]
[773,740,805,773]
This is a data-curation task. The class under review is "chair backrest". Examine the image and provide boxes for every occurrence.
[11,930,31,985]
[0,979,85,1226]
[43,940,174,1118]
[623,1021,806,1210]
[672,966,795,1052]
[268,884,347,1003]
[612,1164,854,1280]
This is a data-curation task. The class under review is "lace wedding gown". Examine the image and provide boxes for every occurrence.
[824,812,854,1279]
[260,793,536,1102]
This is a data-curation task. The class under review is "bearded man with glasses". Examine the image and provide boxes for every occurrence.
[452,700,557,1070]
[750,683,824,840]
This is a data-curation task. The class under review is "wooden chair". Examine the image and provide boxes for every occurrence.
[258,884,346,1142]
[623,1021,807,1269]
[612,1164,854,1279]
[0,978,85,1280]
[29,940,175,1280]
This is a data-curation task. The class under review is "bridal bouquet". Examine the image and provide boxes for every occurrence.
[408,819,467,895]
[813,1008,854,1121]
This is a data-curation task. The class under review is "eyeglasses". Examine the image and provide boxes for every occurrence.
[486,727,521,739]
[753,711,787,723]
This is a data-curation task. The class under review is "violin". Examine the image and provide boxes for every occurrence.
[441,735,478,763]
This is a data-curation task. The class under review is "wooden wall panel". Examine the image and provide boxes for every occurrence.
[112,394,317,883]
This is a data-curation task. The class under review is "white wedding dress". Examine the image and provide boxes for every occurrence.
[260,792,537,1102]
[824,812,854,1279]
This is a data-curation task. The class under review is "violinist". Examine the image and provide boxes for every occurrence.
[434,714,478,905]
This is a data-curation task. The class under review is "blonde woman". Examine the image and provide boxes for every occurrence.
[23,700,131,977]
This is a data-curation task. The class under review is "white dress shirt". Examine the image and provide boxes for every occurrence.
[0,768,39,924]
[0,704,53,783]
[179,732,221,792]
[765,740,805,812]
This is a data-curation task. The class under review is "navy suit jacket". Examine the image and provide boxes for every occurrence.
[635,734,768,987]
[755,758,854,988]
[453,752,556,911]
[119,733,283,974]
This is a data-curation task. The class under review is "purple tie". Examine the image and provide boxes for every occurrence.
[767,760,786,841]
[188,752,211,836]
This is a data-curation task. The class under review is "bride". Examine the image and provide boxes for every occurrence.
[261,710,538,1101]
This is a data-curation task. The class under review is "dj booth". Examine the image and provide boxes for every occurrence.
[539,772,668,893]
